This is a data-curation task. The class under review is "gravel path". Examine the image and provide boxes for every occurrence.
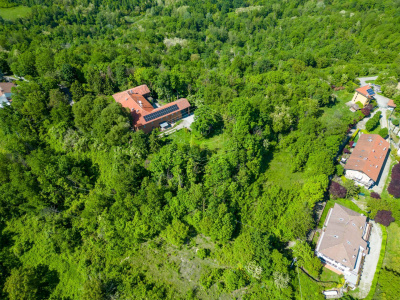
[353,221,382,299]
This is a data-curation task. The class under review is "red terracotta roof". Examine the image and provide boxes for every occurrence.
[388,99,396,108]
[113,90,154,113]
[355,85,375,98]
[0,82,16,96]
[344,134,389,182]
[130,84,151,96]
[113,86,190,128]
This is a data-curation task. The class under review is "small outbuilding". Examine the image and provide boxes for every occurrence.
[388,99,396,111]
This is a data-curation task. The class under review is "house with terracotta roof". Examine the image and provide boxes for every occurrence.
[344,134,389,188]
[0,82,16,108]
[351,85,375,107]
[316,203,371,288]
[112,85,190,133]
[388,99,396,111]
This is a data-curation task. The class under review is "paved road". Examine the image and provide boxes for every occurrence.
[358,76,378,87]
[353,221,382,299]
[358,77,390,108]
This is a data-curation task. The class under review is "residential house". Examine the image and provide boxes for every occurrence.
[112,85,190,133]
[388,99,396,111]
[351,85,375,107]
[344,134,389,188]
[0,82,16,108]
[315,203,371,288]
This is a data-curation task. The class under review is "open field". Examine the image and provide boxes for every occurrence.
[382,222,400,273]
[320,267,343,284]
[0,6,31,21]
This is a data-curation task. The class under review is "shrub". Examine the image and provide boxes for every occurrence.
[342,180,360,198]
[392,119,399,126]
[361,108,370,116]
[349,141,354,147]
[329,181,347,199]
[366,111,382,132]
[388,164,400,198]
[197,248,209,259]
[365,103,373,111]
[392,164,400,178]
[379,128,388,138]
[336,164,344,176]
[370,192,381,199]
[375,210,395,226]
[343,148,350,154]
[356,101,364,108]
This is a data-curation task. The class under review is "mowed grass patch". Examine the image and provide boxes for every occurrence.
[0,6,31,21]
[383,222,400,273]
[320,267,343,284]
[167,129,229,151]
[263,151,305,189]
[320,90,354,129]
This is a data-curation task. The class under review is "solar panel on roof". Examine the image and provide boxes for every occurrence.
[366,89,375,95]
[144,104,179,122]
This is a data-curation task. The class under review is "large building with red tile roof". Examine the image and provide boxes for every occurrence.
[344,134,389,187]
[112,85,190,133]
[315,203,370,288]
[351,85,375,107]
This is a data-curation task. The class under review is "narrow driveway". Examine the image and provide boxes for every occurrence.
[353,221,382,299]
[159,114,194,136]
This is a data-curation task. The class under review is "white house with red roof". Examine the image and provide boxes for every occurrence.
[351,85,375,107]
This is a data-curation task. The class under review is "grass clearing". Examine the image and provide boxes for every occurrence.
[167,129,228,151]
[320,267,343,284]
[382,222,400,273]
[263,151,305,189]
[320,90,354,128]
[0,5,31,21]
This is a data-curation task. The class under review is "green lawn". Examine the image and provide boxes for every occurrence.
[167,129,229,151]
[320,267,343,284]
[382,222,400,273]
[263,151,305,189]
[0,6,31,21]
[320,90,354,128]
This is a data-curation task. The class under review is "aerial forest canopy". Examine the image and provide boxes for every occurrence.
[0,0,400,299]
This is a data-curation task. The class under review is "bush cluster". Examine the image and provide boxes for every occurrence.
[329,181,347,199]
[388,164,400,198]
[379,128,388,138]
[366,111,382,132]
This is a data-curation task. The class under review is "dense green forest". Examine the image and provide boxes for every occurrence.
[1,0,400,299]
